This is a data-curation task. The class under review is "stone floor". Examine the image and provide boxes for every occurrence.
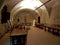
[0,26,60,45]
[27,26,60,45]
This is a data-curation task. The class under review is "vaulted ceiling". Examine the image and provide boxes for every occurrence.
[0,0,60,14]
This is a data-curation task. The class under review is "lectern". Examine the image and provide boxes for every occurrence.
[10,28,27,45]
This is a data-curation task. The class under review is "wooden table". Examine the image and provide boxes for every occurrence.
[11,28,27,36]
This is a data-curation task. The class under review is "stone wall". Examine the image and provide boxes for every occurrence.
[50,2,60,26]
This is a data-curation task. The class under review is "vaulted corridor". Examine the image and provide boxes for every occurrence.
[0,0,60,45]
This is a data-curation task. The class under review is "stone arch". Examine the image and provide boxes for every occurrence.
[12,8,39,25]
[10,0,49,25]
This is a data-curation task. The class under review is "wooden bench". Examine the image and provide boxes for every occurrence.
[35,23,60,35]
[35,23,44,29]
[44,25,60,35]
